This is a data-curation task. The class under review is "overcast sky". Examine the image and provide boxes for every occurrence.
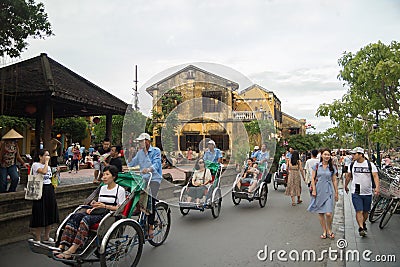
[10,0,400,131]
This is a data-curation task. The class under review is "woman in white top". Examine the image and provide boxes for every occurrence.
[30,149,60,242]
[188,159,212,204]
[56,165,125,259]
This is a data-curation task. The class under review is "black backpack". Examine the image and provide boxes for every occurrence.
[349,160,376,189]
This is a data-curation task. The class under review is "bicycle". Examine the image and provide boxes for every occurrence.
[379,178,400,229]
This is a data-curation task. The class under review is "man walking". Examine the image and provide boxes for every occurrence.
[344,147,380,237]
[93,138,111,183]
[128,133,162,239]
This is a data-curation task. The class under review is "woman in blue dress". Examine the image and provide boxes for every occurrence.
[307,148,338,239]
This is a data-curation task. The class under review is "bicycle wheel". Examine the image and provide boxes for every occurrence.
[232,191,241,205]
[148,202,171,247]
[259,183,268,208]
[273,173,278,190]
[100,219,144,267]
[211,188,222,218]
[179,187,190,216]
[379,199,399,229]
[369,197,390,223]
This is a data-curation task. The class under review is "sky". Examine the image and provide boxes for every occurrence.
[6,0,400,132]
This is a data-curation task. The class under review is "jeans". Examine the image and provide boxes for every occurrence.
[0,165,19,193]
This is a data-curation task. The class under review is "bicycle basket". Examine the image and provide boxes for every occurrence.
[389,179,400,198]
[380,179,392,198]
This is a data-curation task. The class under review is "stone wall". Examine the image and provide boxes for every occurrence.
[0,183,97,246]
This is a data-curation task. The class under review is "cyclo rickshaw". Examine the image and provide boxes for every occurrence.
[272,159,288,190]
[178,160,223,218]
[28,172,171,267]
[231,162,268,207]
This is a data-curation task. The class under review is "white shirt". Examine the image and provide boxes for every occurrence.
[304,158,319,184]
[31,162,52,185]
[98,185,126,205]
[348,160,378,195]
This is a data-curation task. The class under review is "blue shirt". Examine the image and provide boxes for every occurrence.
[203,148,222,163]
[251,150,260,159]
[257,151,269,162]
[128,145,162,183]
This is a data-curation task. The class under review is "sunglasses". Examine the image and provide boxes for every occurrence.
[198,161,204,164]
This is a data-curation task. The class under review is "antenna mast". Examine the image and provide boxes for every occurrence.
[133,65,139,111]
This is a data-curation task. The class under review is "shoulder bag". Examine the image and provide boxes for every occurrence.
[25,166,44,200]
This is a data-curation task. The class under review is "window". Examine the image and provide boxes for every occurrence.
[202,91,222,112]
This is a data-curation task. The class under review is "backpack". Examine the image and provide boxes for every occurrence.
[349,160,376,189]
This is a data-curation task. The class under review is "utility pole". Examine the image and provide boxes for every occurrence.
[133,65,139,111]
[374,110,380,167]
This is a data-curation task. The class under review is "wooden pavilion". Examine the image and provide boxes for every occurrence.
[0,53,127,151]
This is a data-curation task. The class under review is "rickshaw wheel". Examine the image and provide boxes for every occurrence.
[273,173,278,190]
[259,184,268,208]
[100,220,144,267]
[180,207,190,216]
[211,188,222,218]
[231,191,241,205]
[148,202,171,247]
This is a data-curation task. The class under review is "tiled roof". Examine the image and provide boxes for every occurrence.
[0,53,127,117]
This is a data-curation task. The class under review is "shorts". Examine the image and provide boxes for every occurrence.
[352,194,372,212]
[343,166,348,173]
[241,177,254,184]
[94,161,100,170]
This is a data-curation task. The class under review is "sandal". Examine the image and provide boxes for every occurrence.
[328,232,335,239]
[55,251,73,260]
[291,203,296,206]
[297,200,303,204]
[320,233,327,239]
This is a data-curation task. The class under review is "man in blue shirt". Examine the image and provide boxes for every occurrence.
[251,146,260,160]
[203,140,222,163]
[128,133,162,239]
[257,144,270,164]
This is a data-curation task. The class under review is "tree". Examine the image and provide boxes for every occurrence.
[53,117,88,143]
[0,115,31,129]
[317,41,400,150]
[0,0,53,58]
[286,134,323,152]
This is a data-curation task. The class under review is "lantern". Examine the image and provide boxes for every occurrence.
[93,117,100,124]
[25,104,37,115]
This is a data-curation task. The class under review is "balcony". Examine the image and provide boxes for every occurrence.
[233,111,271,121]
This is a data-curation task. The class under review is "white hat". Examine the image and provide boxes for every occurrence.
[351,147,364,154]
[136,133,151,141]
[254,146,259,150]
[207,140,216,146]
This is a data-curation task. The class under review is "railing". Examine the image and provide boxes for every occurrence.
[233,111,268,121]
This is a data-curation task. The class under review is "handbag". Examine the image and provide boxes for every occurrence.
[309,164,319,194]
[25,166,44,200]
[51,167,60,188]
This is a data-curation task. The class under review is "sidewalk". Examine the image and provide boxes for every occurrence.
[343,180,400,267]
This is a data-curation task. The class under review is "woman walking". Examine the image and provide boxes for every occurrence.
[307,148,338,239]
[30,150,60,242]
[285,150,305,206]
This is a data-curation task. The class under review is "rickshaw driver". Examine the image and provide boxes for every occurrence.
[127,133,162,239]
[203,140,223,164]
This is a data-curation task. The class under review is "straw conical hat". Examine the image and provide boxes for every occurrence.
[1,129,23,140]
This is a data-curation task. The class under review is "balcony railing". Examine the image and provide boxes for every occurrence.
[233,111,270,121]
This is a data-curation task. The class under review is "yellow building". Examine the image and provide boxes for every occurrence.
[146,65,238,152]
[146,65,304,153]
[234,84,282,138]
[281,112,306,138]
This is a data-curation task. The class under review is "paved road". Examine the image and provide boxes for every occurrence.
[1,183,339,267]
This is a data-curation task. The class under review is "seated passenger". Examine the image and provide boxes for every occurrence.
[236,159,260,193]
[55,165,125,259]
[187,159,212,204]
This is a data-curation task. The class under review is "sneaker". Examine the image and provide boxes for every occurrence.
[358,227,366,237]
[363,222,367,232]
[42,237,55,244]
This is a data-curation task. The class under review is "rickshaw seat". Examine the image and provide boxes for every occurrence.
[90,199,134,231]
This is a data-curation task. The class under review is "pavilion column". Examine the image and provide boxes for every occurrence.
[43,101,53,151]
[105,114,112,143]
[34,113,41,153]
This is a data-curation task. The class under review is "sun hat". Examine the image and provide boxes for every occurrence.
[1,129,23,140]
[207,140,216,146]
[254,146,260,150]
[136,133,151,141]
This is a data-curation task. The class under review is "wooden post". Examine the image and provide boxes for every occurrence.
[34,113,41,153]
[105,114,112,143]
[43,101,53,150]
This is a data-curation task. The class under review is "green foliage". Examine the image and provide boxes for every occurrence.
[287,134,323,152]
[0,0,53,57]
[121,111,147,146]
[317,41,400,150]
[53,117,88,143]
[0,115,31,129]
